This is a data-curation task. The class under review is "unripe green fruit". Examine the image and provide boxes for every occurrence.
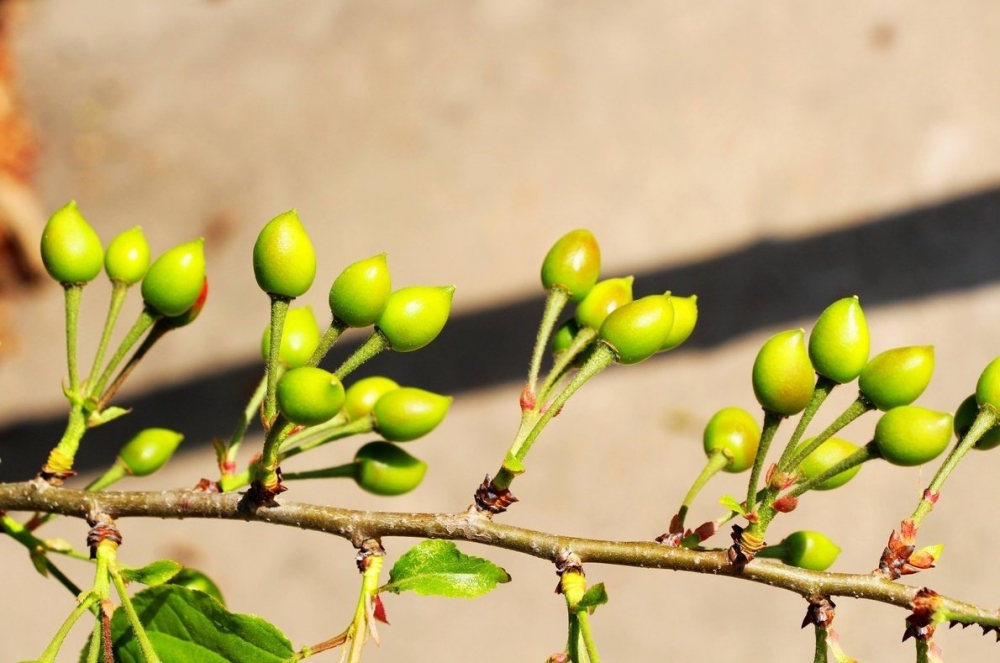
[808,296,870,384]
[329,254,392,327]
[141,239,207,316]
[344,376,400,421]
[798,437,862,490]
[252,209,316,298]
[377,286,455,352]
[354,441,428,496]
[859,346,935,411]
[659,294,698,352]
[575,277,633,330]
[540,229,601,302]
[752,329,814,416]
[261,306,321,368]
[874,406,953,466]
[776,531,841,571]
[954,394,1000,451]
[118,428,183,477]
[372,387,452,442]
[104,226,150,285]
[162,278,208,329]
[597,294,674,365]
[975,356,1000,412]
[551,319,581,355]
[276,367,346,426]
[40,201,104,284]
[168,568,226,605]
[703,406,761,473]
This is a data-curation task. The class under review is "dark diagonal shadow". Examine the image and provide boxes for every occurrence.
[3,187,1000,478]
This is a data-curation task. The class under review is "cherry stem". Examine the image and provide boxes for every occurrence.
[526,288,571,399]
[782,395,873,472]
[335,330,390,381]
[62,283,83,395]
[282,463,356,481]
[676,450,730,532]
[537,326,597,406]
[263,296,291,424]
[786,441,879,499]
[86,281,129,398]
[775,375,837,471]
[745,410,783,513]
[812,624,829,663]
[224,374,268,469]
[307,318,347,368]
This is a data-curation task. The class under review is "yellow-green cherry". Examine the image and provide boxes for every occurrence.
[261,305,321,368]
[40,200,104,284]
[541,229,601,302]
[276,367,346,426]
[703,406,761,473]
[353,441,428,496]
[758,531,842,571]
[955,394,1000,451]
[660,295,698,352]
[118,428,184,477]
[797,437,862,490]
[372,387,452,441]
[575,276,634,330]
[975,356,1000,411]
[376,286,455,352]
[551,319,581,355]
[858,346,935,411]
[752,329,814,416]
[874,406,953,466]
[597,294,674,365]
[808,296,869,384]
[252,209,316,298]
[104,226,150,285]
[162,278,208,328]
[329,254,392,327]
[141,239,207,316]
[344,376,400,421]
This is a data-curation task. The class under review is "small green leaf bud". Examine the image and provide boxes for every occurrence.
[874,406,953,466]
[104,226,150,285]
[954,394,1000,451]
[261,305,321,368]
[597,294,674,365]
[141,239,207,316]
[354,441,428,496]
[344,376,401,421]
[703,406,761,473]
[808,296,870,384]
[372,387,452,442]
[575,276,634,330]
[659,294,698,352]
[377,285,454,352]
[540,229,601,302]
[40,201,104,284]
[859,346,934,411]
[252,209,316,298]
[752,329,814,416]
[276,367,346,426]
[329,254,392,327]
[797,437,862,490]
[118,428,184,477]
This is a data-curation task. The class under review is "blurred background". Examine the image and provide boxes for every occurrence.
[2,1,1000,660]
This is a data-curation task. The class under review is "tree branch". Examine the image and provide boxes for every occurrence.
[1,479,998,628]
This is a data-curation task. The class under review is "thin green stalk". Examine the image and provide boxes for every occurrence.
[224,374,268,470]
[44,405,88,476]
[85,281,129,396]
[91,308,159,399]
[110,561,161,662]
[775,376,837,470]
[813,624,828,663]
[281,416,373,457]
[63,284,84,395]
[783,396,873,472]
[910,403,1000,526]
[675,450,730,532]
[307,318,347,367]
[334,330,390,380]
[85,623,101,663]
[282,463,356,481]
[527,288,571,398]
[577,610,601,663]
[915,638,929,663]
[787,442,879,499]
[37,593,98,663]
[264,296,291,424]
[567,613,583,663]
[536,326,597,406]
[745,410,783,513]
[255,416,294,491]
[96,322,172,410]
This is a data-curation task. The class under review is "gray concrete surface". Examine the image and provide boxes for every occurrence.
[3,1,1000,661]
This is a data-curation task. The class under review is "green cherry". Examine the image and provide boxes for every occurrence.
[40,200,104,284]
[104,226,150,285]
[372,387,452,442]
[168,568,226,606]
[808,296,870,384]
[276,367,346,426]
[660,294,698,352]
[376,285,455,352]
[703,406,761,473]
[954,394,1000,450]
[763,531,842,571]
[752,329,814,416]
[118,428,184,477]
[874,406,953,466]
[540,229,601,302]
[261,305,321,368]
[161,278,208,328]
[551,319,581,355]
[597,294,674,365]
[574,276,634,330]
[353,441,428,496]
[797,437,862,490]
[141,239,207,316]
[858,346,935,411]
[975,356,1000,412]
[252,209,316,298]
[329,254,392,327]
[344,376,401,421]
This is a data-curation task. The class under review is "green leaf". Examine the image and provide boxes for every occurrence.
[719,494,746,516]
[87,406,131,428]
[106,585,294,662]
[380,540,511,598]
[576,582,608,614]
[122,560,183,586]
